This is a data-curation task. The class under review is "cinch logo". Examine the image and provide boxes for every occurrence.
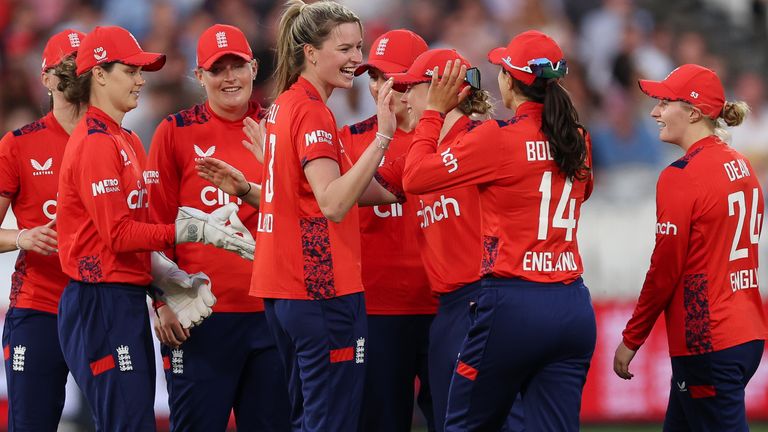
[30,158,53,176]
[417,195,460,228]
[441,148,458,173]
[375,38,389,56]
[656,221,678,236]
[373,203,402,218]
[93,47,107,62]
[200,186,242,207]
[127,181,148,210]
[42,198,57,220]
[91,178,120,196]
[216,31,228,48]
[305,130,333,147]
[690,91,699,99]
[68,32,81,48]
[143,170,159,184]
[193,144,216,161]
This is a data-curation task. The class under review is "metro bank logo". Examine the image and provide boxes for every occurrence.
[92,178,120,196]
[305,130,333,146]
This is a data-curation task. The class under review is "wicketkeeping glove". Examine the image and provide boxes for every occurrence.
[175,203,255,260]
[151,251,216,328]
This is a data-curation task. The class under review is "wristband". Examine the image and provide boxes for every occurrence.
[15,229,27,250]
[375,136,390,150]
[236,182,252,198]
[375,132,393,142]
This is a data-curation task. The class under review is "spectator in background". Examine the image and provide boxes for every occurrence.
[729,70,768,177]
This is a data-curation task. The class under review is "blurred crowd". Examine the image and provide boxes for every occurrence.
[1,0,767,200]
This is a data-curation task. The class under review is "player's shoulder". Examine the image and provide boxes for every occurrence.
[348,115,378,136]
[10,117,48,140]
[166,103,211,128]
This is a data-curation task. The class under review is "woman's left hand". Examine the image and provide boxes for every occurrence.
[195,157,250,197]
[426,60,472,114]
[613,342,637,380]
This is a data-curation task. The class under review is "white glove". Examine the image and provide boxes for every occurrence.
[151,252,216,328]
[175,203,255,260]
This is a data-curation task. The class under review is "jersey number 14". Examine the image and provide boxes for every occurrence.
[537,171,578,242]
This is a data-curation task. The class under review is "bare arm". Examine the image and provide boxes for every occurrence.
[0,196,57,255]
[358,178,400,206]
[304,79,397,222]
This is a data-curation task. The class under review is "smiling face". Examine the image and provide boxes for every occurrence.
[197,54,256,120]
[304,22,363,97]
[101,63,145,114]
[650,99,696,146]
[401,82,429,129]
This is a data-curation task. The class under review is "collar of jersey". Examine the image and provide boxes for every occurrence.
[203,100,262,126]
[295,76,323,101]
[440,114,471,146]
[514,101,543,117]
[686,134,721,155]
[86,106,122,133]
[43,110,68,137]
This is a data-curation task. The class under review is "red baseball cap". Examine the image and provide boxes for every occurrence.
[638,64,725,119]
[387,48,474,91]
[42,29,86,72]
[197,24,253,70]
[355,29,428,76]
[76,26,166,76]
[488,30,565,85]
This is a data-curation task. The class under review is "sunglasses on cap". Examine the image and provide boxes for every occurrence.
[393,67,482,93]
[503,57,568,79]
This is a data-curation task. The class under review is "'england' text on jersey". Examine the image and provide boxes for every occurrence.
[523,250,578,272]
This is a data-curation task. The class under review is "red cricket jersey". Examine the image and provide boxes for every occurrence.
[402,103,594,283]
[0,112,71,313]
[148,101,264,312]
[57,106,175,285]
[338,116,436,314]
[250,77,363,300]
[378,115,486,295]
[622,135,767,356]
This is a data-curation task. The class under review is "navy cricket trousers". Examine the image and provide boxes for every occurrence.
[664,339,764,432]
[58,281,156,431]
[444,277,596,432]
[265,292,367,432]
[430,281,525,432]
[3,307,69,431]
[161,312,291,431]
[360,314,435,432]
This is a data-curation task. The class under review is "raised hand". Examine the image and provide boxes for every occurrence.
[17,219,58,255]
[376,77,397,139]
[196,157,250,197]
[242,116,266,164]
[426,60,471,114]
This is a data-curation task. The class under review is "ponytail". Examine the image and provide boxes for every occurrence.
[273,0,361,96]
[52,55,86,115]
[512,73,589,181]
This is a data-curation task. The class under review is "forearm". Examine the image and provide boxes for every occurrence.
[239,182,261,208]
[0,228,21,253]
[316,140,387,222]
